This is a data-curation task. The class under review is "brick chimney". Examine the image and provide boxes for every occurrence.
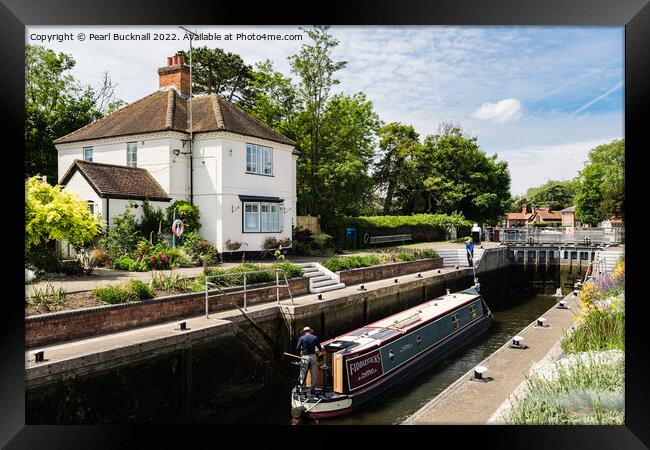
[158,52,190,97]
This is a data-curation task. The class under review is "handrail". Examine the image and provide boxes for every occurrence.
[204,268,295,318]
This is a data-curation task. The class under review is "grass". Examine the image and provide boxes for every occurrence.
[561,308,625,354]
[505,355,624,425]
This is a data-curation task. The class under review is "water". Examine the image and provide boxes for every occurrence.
[232,268,581,426]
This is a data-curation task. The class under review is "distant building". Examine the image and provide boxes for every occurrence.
[560,205,581,227]
[505,205,562,227]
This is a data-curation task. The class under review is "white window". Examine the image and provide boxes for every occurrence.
[246,143,272,175]
[87,201,95,215]
[243,201,282,232]
[83,147,93,162]
[127,142,137,167]
[244,203,260,232]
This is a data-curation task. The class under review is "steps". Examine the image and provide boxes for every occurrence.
[436,248,485,268]
[299,262,345,294]
[594,248,624,272]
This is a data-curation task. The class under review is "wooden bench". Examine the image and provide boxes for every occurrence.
[368,234,412,245]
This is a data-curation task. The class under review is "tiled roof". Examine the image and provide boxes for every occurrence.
[59,160,171,202]
[54,90,296,147]
[534,208,562,221]
[506,213,532,220]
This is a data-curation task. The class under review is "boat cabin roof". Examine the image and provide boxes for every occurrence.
[323,290,481,355]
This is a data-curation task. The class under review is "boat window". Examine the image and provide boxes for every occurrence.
[389,350,395,363]
[416,335,422,346]
[470,304,477,319]
[451,314,460,330]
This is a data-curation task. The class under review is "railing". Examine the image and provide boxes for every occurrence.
[368,234,412,245]
[501,227,623,245]
[204,268,294,318]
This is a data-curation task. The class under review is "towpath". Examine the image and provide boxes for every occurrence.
[403,291,581,424]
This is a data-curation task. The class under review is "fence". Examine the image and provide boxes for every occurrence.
[296,215,321,235]
[500,227,624,245]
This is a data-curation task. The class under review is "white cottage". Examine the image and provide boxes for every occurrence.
[55,53,298,256]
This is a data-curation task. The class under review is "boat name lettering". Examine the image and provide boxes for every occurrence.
[349,354,382,376]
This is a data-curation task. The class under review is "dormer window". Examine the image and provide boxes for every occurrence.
[246,143,272,176]
[83,147,93,162]
[127,142,137,167]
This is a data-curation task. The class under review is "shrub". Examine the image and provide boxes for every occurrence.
[150,271,190,292]
[114,256,148,272]
[93,280,153,304]
[93,285,131,304]
[125,280,154,300]
[165,247,194,268]
[99,208,141,261]
[167,200,201,232]
[322,255,381,272]
[136,199,165,242]
[89,248,111,267]
[134,239,154,260]
[147,252,171,270]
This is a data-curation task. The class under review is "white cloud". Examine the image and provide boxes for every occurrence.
[471,98,522,123]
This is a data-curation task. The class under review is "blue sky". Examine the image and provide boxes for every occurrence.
[26,26,624,195]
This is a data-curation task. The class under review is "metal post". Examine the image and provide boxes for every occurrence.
[276,271,280,305]
[205,276,209,318]
[243,273,247,310]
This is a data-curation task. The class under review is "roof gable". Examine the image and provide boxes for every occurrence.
[59,160,171,202]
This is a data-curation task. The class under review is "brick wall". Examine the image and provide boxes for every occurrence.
[339,257,443,286]
[26,277,309,349]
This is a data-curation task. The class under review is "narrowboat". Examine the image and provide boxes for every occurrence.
[290,287,492,419]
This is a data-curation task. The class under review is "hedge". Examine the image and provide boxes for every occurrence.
[323,213,473,249]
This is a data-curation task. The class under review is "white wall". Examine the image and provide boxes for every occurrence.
[57,130,297,252]
[200,132,296,252]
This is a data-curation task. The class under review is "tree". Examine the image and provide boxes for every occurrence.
[575,164,606,226]
[25,45,124,182]
[289,26,347,216]
[525,179,577,210]
[25,176,100,252]
[179,47,255,104]
[409,123,511,224]
[574,139,625,224]
[373,122,422,214]
[317,92,381,217]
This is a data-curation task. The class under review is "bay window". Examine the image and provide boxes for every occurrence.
[243,201,282,232]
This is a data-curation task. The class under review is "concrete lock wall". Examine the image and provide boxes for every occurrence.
[25,249,510,424]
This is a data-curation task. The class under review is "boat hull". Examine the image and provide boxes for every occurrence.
[293,312,492,419]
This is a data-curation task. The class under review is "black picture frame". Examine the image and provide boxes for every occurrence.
[2,0,648,447]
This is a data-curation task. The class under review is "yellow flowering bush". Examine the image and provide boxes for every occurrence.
[613,259,624,282]
[578,280,600,309]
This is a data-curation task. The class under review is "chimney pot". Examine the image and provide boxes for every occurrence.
[167,56,173,66]
[178,54,184,65]
[173,55,179,65]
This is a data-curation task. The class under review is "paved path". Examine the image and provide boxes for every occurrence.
[403,291,581,425]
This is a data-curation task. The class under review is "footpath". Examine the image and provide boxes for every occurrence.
[403,291,581,424]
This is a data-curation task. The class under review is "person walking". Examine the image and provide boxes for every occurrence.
[296,326,322,394]
[465,238,475,267]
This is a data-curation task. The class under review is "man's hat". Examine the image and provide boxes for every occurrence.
[302,326,312,333]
